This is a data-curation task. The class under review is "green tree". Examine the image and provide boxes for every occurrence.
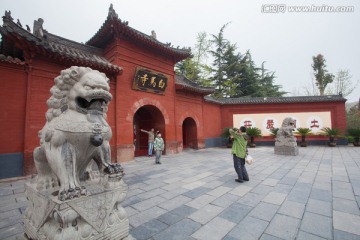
[209,27,285,98]
[229,51,285,97]
[347,128,360,146]
[312,54,334,96]
[258,62,285,97]
[326,69,359,97]
[175,58,201,82]
[177,24,285,98]
[220,43,243,97]
[209,23,231,97]
[175,32,212,86]
[194,32,212,82]
[347,108,360,129]
[232,51,260,97]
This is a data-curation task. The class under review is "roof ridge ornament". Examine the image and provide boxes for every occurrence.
[108,4,118,19]
[16,19,22,27]
[151,30,157,39]
[33,18,46,39]
[4,10,13,21]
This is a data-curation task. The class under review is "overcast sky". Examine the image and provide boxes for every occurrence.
[1,0,359,102]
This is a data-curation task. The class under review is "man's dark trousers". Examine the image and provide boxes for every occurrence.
[233,154,249,181]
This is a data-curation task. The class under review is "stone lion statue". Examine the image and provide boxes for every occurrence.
[275,117,297,147]
[33,66,123,201]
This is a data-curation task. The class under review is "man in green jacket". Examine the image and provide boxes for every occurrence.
[229,126,249,183]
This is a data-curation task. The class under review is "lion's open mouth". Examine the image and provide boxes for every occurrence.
[76,97,107,112]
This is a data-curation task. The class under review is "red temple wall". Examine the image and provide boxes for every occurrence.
[0,63,27,154]
[202,102,222,139]
[22,59,63,174]
[175,92,205,150]
[103,38,180,162]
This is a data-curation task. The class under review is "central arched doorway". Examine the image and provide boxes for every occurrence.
[133,105,165,157]
[182,117,198,149]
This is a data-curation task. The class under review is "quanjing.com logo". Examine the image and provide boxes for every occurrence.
[261,4,354,13]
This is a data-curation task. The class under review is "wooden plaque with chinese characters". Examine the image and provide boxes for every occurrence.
[132,67,168,95]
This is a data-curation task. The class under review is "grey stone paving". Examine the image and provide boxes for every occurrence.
[1,146,360,240]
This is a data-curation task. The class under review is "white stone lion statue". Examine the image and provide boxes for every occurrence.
[33,66,123,201]
[275,117,297,147]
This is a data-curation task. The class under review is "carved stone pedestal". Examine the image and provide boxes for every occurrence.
[24,174,131,240]
[274,145,299,156]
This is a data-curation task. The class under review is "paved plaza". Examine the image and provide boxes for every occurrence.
[1,146,360,240]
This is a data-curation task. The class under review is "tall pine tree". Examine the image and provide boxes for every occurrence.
[176,24,285,98]
[208,24,285,98]
[209,23,231,97]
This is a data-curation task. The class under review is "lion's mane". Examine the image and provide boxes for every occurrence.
[45,66,109,122]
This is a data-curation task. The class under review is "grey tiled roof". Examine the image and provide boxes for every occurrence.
[0,13,121,74]
[0,54,25,65]
[86,8,191,62]
[45,33,121,71]
[175,75,215,95]
[204,95,346,105]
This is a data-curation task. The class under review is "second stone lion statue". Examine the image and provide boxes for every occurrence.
[275,117,297,147]
[33,66,123,201]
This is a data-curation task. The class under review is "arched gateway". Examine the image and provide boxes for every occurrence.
[182,117,198,149]
[133,105,165,156]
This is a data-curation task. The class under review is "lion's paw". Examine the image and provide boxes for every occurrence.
[104,164,124,175]
[58,186,87,201]
[113,164,124,173]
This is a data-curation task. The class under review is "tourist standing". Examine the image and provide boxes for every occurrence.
[141,128,155,157]
[229,126,249,182]
[153,132,165,164]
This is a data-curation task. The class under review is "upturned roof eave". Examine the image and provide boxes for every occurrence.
[86,15,191,62]
[0,14,122,74]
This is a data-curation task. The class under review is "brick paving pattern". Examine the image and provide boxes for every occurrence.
[1,146,360,240]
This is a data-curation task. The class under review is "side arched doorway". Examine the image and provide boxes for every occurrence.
[133,105,165,157]
[182,117,198,149]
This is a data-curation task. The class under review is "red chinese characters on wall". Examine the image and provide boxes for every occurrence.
[292,120,297,128]
[306,116,323,132]
[239,118,256,128]
[244,120,253,128]
[266,119,275,129]
[261,117,279,134]
[310,119,319,128]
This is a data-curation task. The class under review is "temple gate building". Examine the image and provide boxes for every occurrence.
[0,7,346,179]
